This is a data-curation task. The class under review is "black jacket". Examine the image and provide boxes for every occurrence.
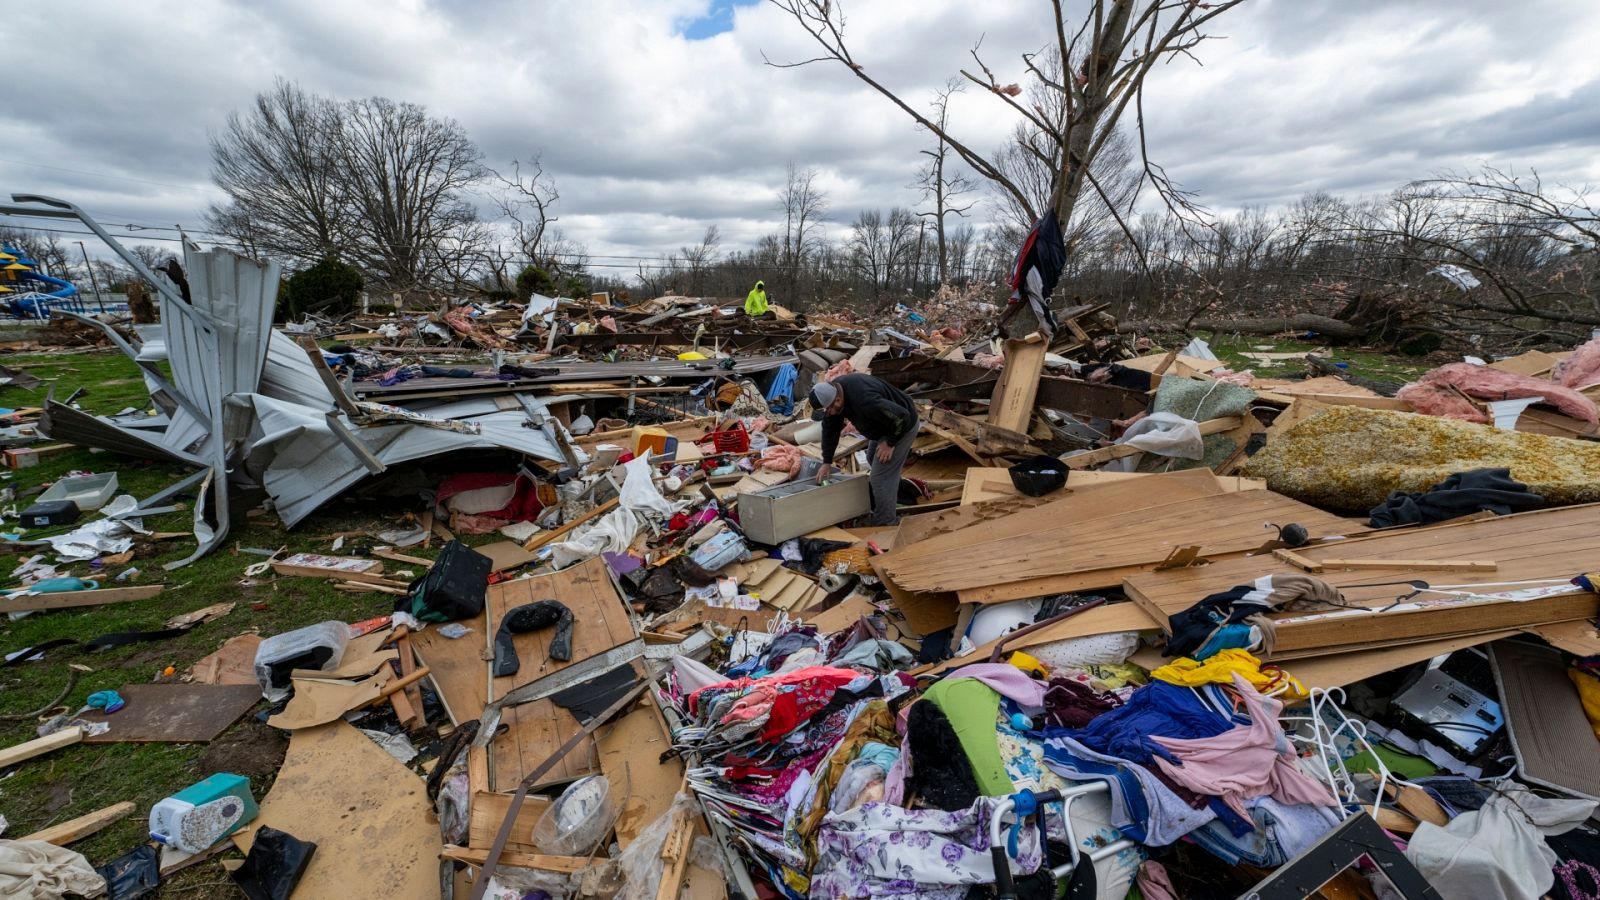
[819,373,918,463]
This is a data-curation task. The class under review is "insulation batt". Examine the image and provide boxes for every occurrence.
[1397,362,1598,426]
[1553,336,1600,390]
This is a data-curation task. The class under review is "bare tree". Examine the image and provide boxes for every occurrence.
[778,162,829,295]
[205,78,350,266]
[766,0,1250,276]
[338,97,486,289]
[680,225,722,296]
[492,154,561,263]
[914,80,978,284]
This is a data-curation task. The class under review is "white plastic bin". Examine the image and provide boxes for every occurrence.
[38,472,119,511]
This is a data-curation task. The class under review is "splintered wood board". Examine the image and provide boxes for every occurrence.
[234,721,440,900]
[1285,631,1518,690]
[487,557,636,793]
[82,684,260,743]
[1123,503,1600,654]
[987,338,1048,433]
[883,480,1354,596]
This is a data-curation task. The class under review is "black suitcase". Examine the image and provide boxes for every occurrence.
[399,540,492,622]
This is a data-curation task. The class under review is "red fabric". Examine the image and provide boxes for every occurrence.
[1398,362,1599,425]
[435,472,546,523]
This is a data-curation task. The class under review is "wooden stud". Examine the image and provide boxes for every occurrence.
[1318,558,1498,572]
[21,801,135,845]
[522,496,620,551]
[1273,548,1324,573]
[0,585,164,614]
[0,727,83,768]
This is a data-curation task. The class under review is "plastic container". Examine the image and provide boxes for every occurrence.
[697,426,750,454]
[149,773,258,853]
[253,621,352,702]
[38,472,119,511]
[1007,455,1068,497]
[531,775,619,855]
[18,500,81,529]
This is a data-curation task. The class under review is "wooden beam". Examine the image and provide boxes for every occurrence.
[21,801,135,845]
[522,496,621,551]
[920,405,1036,456]
[987,338,1047,433]
[0,584,164,614]
[440,845,590,873]
[1273,548,1324,573]
[0,727,82,768]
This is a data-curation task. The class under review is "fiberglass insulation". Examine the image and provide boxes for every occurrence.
[1243,405,1600,511]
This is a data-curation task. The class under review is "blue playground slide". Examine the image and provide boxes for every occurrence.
[1,245,80,318]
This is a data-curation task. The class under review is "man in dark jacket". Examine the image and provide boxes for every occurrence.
[809,373,920,525]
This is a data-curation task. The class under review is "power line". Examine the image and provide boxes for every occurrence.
[0,158,211,193]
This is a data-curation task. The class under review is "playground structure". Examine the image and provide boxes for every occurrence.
[0,244,87,318]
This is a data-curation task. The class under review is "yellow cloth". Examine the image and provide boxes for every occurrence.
[744,285,769,315]
[1569,668,1600,741]
[1150,648,1307,702]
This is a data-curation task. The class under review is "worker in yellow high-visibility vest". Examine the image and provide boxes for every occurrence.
[743,280,770,317]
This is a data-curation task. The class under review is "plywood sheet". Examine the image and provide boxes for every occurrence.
[883,487,1354,595]
[487,558,636,792]
[409,614,488,723]
[1285,631,1517,690]
[1123,504,1600,654]
[268,670,389,730]
[1525,619,1600,656]
[598,695,684,848]
[234,721,440,900]
[82,683,260,743]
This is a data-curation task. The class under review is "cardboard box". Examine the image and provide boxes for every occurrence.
[737,475,871,545]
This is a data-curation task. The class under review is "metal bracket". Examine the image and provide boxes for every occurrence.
[473,638,646,746]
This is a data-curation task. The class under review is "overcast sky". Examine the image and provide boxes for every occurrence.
[2,0,1598,272]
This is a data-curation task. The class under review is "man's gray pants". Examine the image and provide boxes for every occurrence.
[866,422,920,526]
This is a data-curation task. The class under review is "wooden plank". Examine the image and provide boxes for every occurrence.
[440,845,589,874]
[0,584,163,613]
[0,727,82,768]
[1274,548,1324,572]
[1317,558,1497,572]
[488,557,636,793]
[884,487,1353,596]
[987,338,1048,433]
[234,721,441,899]
[921,404,1036,456]
[1525,619,1600,656]
[1060,416,1243,469]
[21,802,135,846]
[467,792,552,854]
[392,628,424,731]
[1284,631,1518,690]
[523,497,619,551]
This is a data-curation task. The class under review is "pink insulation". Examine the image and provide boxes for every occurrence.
[1554,336,1600,389]
[1397,362,1599,426]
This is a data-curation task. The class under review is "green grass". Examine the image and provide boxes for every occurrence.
[1150,333,1437,385]
[0,350,457,891]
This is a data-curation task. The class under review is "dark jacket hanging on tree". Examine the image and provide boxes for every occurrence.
[1007,209,1066,335]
